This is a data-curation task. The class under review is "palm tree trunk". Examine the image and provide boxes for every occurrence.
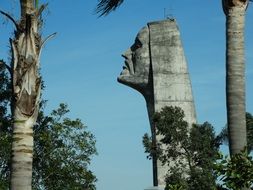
[10,0,41,189]
[222,0,248,155]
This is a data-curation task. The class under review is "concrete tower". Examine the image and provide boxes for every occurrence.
[118,19,196,188]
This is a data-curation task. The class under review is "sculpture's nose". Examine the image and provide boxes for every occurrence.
[121,54,127,59]
[122,49,132,59]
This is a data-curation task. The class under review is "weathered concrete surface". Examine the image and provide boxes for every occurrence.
[118,19,196,188]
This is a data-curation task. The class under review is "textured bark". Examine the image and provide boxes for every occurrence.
[10,0,42,189]
[222,0,248,155]
[21,0,34,17]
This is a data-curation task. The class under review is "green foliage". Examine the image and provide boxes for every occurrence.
[246,112,253,153]
[0,102,97,190]
[0,63,11,189]
[214,150,253,190]
[0,66,97,189]
[218,112,253,153]
[166,184,185,190]
[32,103,97,190]
[142,133,153,160]
[0,132,11,190]
[164,167,188,190]
[154,106,188,153]
[143,106,220,190]
[142,133,162,160]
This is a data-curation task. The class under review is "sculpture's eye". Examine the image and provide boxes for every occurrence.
[135,39,142,49]
[136,43,142,49]
[131,38,143,52]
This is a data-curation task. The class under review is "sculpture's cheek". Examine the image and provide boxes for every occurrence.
[134,57,150,76]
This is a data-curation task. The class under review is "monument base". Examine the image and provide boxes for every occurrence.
[144,186,163,190]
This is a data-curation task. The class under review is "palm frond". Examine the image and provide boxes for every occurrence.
[96,0,124,17]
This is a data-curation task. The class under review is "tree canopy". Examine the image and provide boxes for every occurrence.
[143,106,220,190]
[0,62,12,190]
[0,65,97,190]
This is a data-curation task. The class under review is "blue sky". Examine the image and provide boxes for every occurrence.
[1,0,253,190]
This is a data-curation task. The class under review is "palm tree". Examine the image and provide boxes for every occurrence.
[10,1,42,189]
[1,0,53,189]
[96,0,124,16]
[222,0,249,156]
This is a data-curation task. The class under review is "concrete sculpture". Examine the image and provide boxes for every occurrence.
[118,19,196,188]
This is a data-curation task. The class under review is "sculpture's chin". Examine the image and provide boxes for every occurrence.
[117,75,131,85]
[117,75,149,96]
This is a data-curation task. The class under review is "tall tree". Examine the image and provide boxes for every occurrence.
[143,106,220,190]
[0,0,53,189]
[10,1,41,189]
[222,0,249,156]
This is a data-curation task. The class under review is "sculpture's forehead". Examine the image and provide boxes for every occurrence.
[136,26,149,43]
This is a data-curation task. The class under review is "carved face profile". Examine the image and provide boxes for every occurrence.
[117,19,197,188]
[117,26,150,94]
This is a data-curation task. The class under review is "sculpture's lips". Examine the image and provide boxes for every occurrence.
[122,65,127,70]
[123,60,135,75]
[119,66,130,76]
[119,60,131,77]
